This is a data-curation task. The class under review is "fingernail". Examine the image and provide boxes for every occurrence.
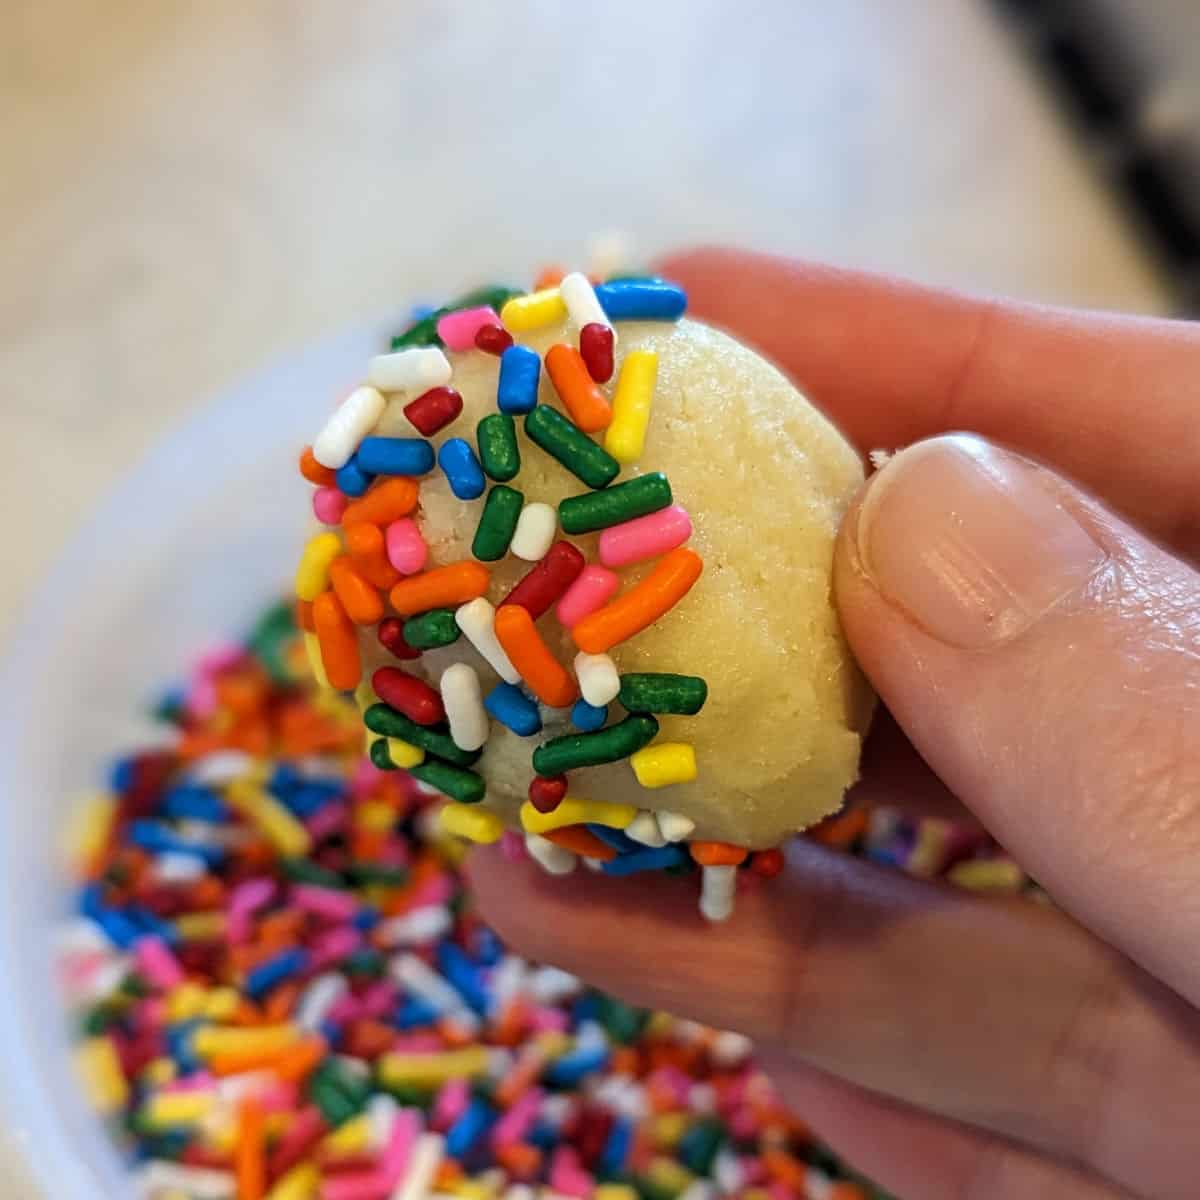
[856,435,1106,648]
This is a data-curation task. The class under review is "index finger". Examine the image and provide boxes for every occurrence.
[658,248,1200,556]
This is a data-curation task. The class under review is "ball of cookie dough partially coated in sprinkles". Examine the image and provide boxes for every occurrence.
[296,268,874,920]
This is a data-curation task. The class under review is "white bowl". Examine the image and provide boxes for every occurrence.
[0,325,380,1197]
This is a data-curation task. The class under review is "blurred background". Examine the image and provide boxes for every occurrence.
[3,0,1196,635]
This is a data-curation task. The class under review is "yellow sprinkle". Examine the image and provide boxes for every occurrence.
[76,1036,128,1115]
[295,532,343,601]
[604,349,658,464]
[500,287,567,332]
[192,1024,301,1060]
[314,687,358,725]
[377,1046,490,1088]
[532,1031,571,1058]
[440,804,504,845]
[227,780,311,858]
[451,1184,491,1200]
[907,818,951,877]
[647,1157,694,1193]
[204,987,241,1021]
[321,1113,371,1155]
[174,912,227,942]
[266,1163,320,1200]
[741,1190,771,1200]
[141,1089,216,1129]
[651,1112,688,1148]
[63,791,116,876]
[357,800,396,834]
[595,1187,639,1200]
[355,679,379,713]
[141,1058,177,1087]
[166,983,210,1023]
[387,737,426,769]
[205,1118,236,1154]
[304,632,332,690]
[519,797,636,835]
[630,742,697,789]
[947,858,1025,892]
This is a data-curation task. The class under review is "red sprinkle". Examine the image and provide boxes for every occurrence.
[377,618,421,662]
[751,848,785,878]
[404,387,464,437]
[528,774,568,813]
[501,542,586,620]
[372,668,445,726]
[474,324,514,356]
[579,323,615,383]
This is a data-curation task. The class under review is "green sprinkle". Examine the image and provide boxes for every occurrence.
[390,284,523,350]
[409,759,487,805]
[370,738,397,771]
[532,715,659,776]
[677,1119,724,1175]
[247,601,297,684]
[343,948,386,978]
[346,861,409,887]
[390,315,441,350]
[282,857,346,889]
[472,485,524,561]
[559,472,672,534]
[364,705,482,768]
[525,405,620,490]
[477,413,520,481]
[402,608,461,651]
[618,672,708,716]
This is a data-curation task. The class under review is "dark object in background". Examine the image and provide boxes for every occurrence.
[992,0,1200,312]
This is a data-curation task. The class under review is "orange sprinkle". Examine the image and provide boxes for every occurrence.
[809,805,868,848]
[344,1019,397,1059]
[690,840,748,867]
[495,1140,542,1180]
[343,477,419,527]
[542,825,616,861]
[573,548,702,654]
[545,343,613,432]
[345,523,401,589]
[234,1099,266,1200]
[494,604,579,707]
[533,265,565,289]
[257,909,306,946]
[215,669,269,717]
[762,1148,806,1190]
[433,1160,464,1188]
[300,446,337,487]
[829,1186,868,1200]
[264,980,301,1023]
[312,592,362,690]
[329,557,384,626]
[273,1036,328,1084]
[389,562,490,618]
[294,600,316,633]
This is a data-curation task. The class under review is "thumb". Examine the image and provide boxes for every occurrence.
[835,434,1200,1003]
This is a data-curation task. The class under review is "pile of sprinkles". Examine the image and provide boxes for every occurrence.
[295,267,775,923]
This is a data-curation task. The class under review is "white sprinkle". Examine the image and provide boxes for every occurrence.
[713,1147,744,1194]
[509,502,558,562]
[440,663,490,752]
[583,855,605,871]
[313,385,387,469]
[152,852,208,883]
[524,832,578,876]
[625,810,666,848]
[185,751,257,786]
[700,864,737,922]
[296,972,347,1031]
[367,346,452,394]
[560,271,615,339]
[390,953,462,1014]
[389,1132,445,1200]
[689,1081,717,1114]
[455,598,520,684]
[488,955,530,1012]
[710,1030,754,1067]
[573,652,620,707]
[376,905,453,948]
[55,918,112,958]
[656,810,696,843]
[529,965,582,1005]
[501,1187,537,1200]
[806,1166,835,1200]
[367,1094,399,1152]
[135,1160,235,1198]
[679,1183,717,1200]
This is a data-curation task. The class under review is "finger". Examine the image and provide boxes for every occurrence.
[767,1060,1134,1200]
[834,434,1200,1006]
[658,248,1200,555]
[468,839,1200,1197]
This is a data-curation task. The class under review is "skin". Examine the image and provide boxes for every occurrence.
[469,248,1200,1199]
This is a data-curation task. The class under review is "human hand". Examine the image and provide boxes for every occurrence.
[470,249,1200,1199]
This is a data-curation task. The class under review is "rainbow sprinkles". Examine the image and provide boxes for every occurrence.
[296,270,784,922]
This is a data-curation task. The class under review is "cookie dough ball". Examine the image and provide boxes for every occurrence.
[358,313,872,849]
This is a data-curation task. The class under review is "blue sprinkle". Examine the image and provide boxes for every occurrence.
[445,1097,494,1158]
[571,699,608,732]
[319,1018,343,1050]
[166,1020,204,1074]
[437,438,487,500]
[473,928,503,967]
[544,1044,610,1087]
[126,906,180,946]
[336,454,374,497]
[109,756,137,794]
[601,845,686,876]
[600,1116,634,1175]
[436,943,490,1014]
[269,763,303,796]
[410,302,437,322]
[128,820,225,866]
[80,884,140,950]
[284,783,344,819]
[394,997,439,1030]
[245,947,309,1001]
[483,683,542,737]
[352,907,380,932]
[585,824,641,855]
[571,993,601,1024]
[527,1120,560,1148]
[161,785,228,823]
[357,436,435,477]
[497,345,540,414]
[595,279,687,321]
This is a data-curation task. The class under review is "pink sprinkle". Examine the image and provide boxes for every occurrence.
[385,518,428,575]
[389,1034,445,1054]
[195,643,244,678]
[319,1169,391,1200]
[528,1006,569,1033]
[359,981,399,1019]
[548,1146,594,1198]
[597,504,692,568]
[436,306,501,352]
[352,760,388,795]
[380,1109,421,1181]
[649,1066,691,1105]
[187,677,219,720]
[292,884,359,922]
[309,926,362,971]
[431,1078,471,1131]
[132,997,167,1029]
[161,1071,216,1093]
[490,1088,543,1147]
[766,1182,793,1200]
[555,565,619,628]
[258,1080,300,1113]
[326,993,363,1026]
[406,874,454,909]
[313,486,349,526]
[729,1104,759,1140]
[305,803,348,842]
[226,878,275,944]
[499,831,527,863]
[740,1155,768,1185]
